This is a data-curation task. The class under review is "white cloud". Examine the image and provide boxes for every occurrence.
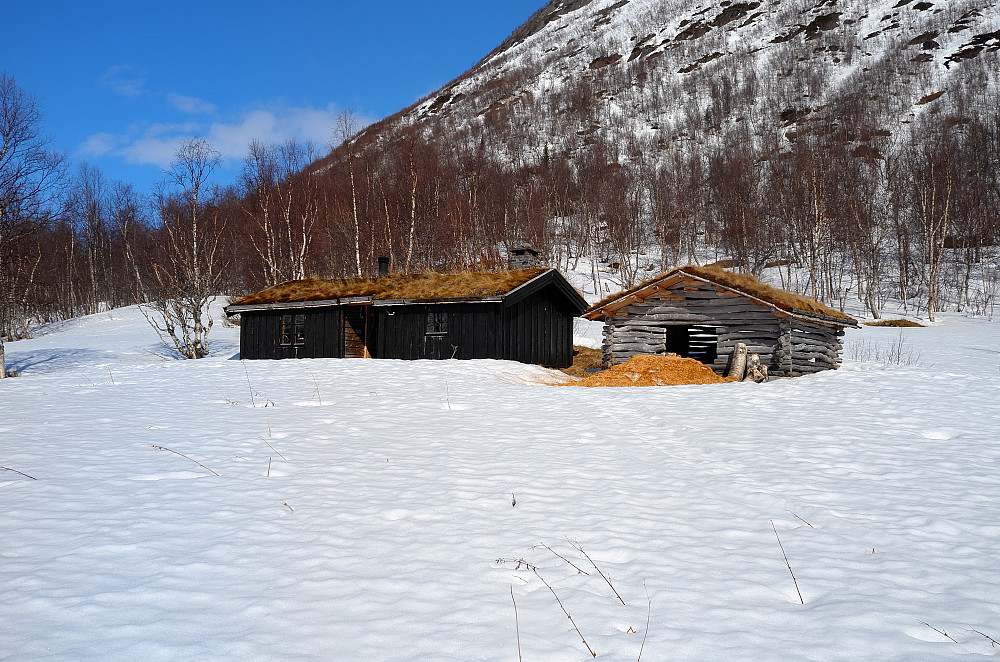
[78,132,120,157]
[78,103,374,171]
[99,65,146,97]
[167,93,217,115]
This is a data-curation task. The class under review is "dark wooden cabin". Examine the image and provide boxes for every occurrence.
[225,268,588,367]
[583,266,858,377]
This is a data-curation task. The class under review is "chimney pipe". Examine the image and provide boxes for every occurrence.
[377,256,390,277]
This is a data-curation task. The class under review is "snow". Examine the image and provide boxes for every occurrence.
[3,303,1000,660]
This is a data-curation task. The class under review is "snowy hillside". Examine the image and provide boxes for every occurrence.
[2,305,1000,660]
[367,0,999,161]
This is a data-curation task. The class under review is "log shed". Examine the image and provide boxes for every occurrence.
[583,266,858,377]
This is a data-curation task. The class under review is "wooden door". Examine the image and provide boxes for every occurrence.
[343,306,370,358]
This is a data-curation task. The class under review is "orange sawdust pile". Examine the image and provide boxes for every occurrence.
[569,354,737,387]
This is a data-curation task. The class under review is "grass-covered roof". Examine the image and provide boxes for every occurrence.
[586,265,856,323]
[230,268,550,307]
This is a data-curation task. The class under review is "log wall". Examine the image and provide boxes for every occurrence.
[602,276,846,377]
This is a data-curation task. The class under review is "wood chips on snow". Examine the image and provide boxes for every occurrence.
[568,354,737,387]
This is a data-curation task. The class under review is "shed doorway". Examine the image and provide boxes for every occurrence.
[343,306,371,358]
[663,325,719,365]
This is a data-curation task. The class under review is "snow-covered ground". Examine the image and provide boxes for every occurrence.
[2,303,1000,661]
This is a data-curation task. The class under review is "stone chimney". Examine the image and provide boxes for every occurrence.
[508,244,544,270]
[377,256,390,277]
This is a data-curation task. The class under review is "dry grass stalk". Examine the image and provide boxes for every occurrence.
[969,628,1000,647]
[535,542,589,575]
[638,582,651,662]
[1,466,37,480]
[771,520,804,604]
[305,366,322,405]
[149,444,220,476]
[242,360,257,408]
[786,511,815,528]
[570,540,626,606]
[496,558,540,571]
[511,586,523,662]
[918,620,958,643]
[213,383,238,405]
[533,567,597,658]
[265,441,286,461]
[267,457,271,477]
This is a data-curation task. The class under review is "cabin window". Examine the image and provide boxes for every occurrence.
[280,314,306,346]
[425,310,448,335]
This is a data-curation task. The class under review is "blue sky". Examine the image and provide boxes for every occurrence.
[2,1,544,192]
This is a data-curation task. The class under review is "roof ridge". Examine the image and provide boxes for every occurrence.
[585,265,856,324]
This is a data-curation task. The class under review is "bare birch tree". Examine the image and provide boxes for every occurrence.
[141,138,223,359]
[0,73,63,377]
[334,111,363,276]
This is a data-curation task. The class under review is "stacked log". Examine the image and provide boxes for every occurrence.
[774,320,846,376]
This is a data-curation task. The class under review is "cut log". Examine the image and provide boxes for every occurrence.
[728,343,748,380]
[746,353,768,383]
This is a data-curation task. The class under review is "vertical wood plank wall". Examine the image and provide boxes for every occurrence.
[237,284,577,367]
[374,303,501,360]
[502,288,574,367]
[239,308,342,359]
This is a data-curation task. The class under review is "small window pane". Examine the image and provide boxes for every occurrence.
[294,314,306,345]
[426,311,448,335]
[281,314,306,346]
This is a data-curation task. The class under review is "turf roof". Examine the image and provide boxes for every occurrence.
[585,265,856,323]
[230,268,550,307]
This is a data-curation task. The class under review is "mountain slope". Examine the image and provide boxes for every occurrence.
[314,0,998,319]
[387,0,998,161]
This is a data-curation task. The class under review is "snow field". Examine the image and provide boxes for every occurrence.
[2,306,1000,660]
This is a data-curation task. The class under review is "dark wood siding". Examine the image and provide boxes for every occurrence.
[238,308,342,359]
[501,286,574,367]
[236,272,583,366]
[374,303,501,360]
